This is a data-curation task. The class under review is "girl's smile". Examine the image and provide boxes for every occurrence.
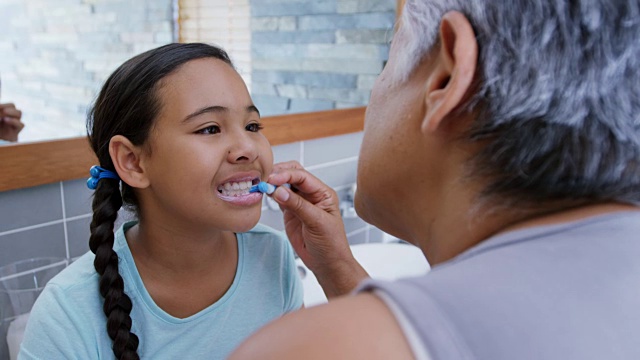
[216,174,263,205]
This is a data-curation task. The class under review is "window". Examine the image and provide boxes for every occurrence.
[177,0,252,89]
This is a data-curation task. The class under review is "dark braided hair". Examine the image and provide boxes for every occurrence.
[86,43,232,359]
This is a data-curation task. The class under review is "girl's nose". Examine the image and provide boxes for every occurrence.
[226,131,259,163]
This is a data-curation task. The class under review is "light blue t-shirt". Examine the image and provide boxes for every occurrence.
[19,222,303,360]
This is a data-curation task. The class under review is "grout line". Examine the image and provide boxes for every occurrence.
[60,182,70,260]
[171,0,179,42]
[0,219,65,237]
[306,156,358,171]
[66,213,92,222]
[0,259,69,282]
[365,224,371,243]
[299,141,305,166]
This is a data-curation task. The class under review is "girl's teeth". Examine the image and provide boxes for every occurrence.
[219,181,255,197]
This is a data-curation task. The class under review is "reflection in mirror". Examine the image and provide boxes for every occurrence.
[0,0,395,143]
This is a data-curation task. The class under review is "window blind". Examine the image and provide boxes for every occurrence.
[178,0,251,89]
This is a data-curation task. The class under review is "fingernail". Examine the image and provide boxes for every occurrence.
[274,187,289,202]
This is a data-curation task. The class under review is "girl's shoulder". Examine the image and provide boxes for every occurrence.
[45,252,99,292]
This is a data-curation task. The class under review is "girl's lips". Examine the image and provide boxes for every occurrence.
[216,191,263,206]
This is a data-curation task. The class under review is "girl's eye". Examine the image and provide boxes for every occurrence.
[197,125,221,135]
[246,122,263,132]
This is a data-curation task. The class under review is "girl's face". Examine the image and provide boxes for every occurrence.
[139,58,273,233]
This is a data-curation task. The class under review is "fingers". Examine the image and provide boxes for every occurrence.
[269,162,343,216]
[2,108,22,119]
[272,160,304,172]
[0,103,22,120]
[272,186,327,230]
[268,164,324,194]
[269,167,340,211]
[0,117,25,131]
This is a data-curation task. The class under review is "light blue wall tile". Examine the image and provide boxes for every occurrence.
[253,95,290,116]
[253,71,357,88]
[0,223,66,267]
[252,31,336,45]
[63,178,94,218]
[272,142,301,164]
[347,229,367,245]
[251,1,337,17]
[304,132,362,166]
[344,217,367,235]
[0,183,62,233]
[308,159,357,188]
[289,99,334,113]
[65,216,91,258]
[298,13,395,31]
[368,226,385,243]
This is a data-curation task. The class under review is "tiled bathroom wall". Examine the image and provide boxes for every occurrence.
[250,0,395,115]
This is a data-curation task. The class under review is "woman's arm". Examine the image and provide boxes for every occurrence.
[267,161,369,298]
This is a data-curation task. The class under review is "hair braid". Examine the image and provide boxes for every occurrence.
[89,178,140,360]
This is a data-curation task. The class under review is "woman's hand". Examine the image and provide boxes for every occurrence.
[268,161,368,298]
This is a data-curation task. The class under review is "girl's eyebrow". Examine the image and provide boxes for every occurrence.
[183,105,260,123]
[248,105,261,117]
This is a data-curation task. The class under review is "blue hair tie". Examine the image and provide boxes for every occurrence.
[87,165,120,190]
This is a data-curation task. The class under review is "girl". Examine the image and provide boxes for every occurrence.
[19,43,303,359]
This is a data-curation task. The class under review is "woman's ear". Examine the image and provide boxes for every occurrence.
[423,10,478,133]
[109,135,150,189]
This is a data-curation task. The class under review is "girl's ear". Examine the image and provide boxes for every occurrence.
[109,135,150,189]
[422,10,478,134]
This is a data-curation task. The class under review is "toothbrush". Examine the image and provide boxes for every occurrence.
[249,181,277,195]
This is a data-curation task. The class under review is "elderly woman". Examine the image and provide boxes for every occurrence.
[232,0,640,359]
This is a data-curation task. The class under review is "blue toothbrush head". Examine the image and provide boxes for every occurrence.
[249,181,276,195]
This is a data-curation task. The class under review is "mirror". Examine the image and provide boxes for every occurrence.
[0,0,397,143]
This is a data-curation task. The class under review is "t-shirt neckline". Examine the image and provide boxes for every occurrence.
[114,221,245,324]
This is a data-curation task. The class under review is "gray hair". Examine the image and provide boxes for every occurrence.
[397,0,640,206]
